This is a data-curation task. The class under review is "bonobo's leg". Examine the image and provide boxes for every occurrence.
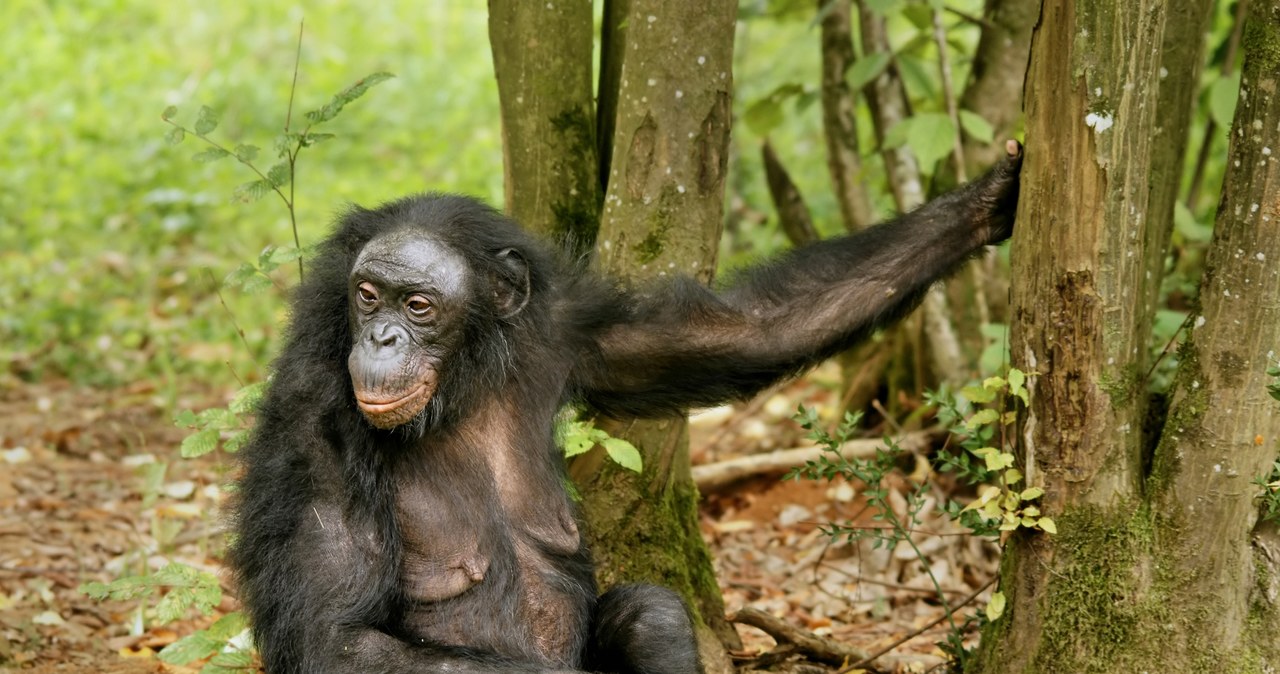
[585,585,703,674]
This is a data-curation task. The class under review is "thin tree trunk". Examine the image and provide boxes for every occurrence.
[1149,0,1280,660]
[818,0,875,231]
[974,0,1280,670]
[488,0,599,253]
[857,2,966,388]
[569,0,741,661]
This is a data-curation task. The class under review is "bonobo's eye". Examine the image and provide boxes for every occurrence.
[356,282,378,310]
[405,295,432,320]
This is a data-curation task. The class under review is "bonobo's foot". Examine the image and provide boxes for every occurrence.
[968,139,1023,246]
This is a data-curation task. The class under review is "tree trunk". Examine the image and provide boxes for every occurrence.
[818,0,875,232]
[978,1,1280,671]
[1147,0,1280,662]
[488,0,600,252]
[568,0,742,659]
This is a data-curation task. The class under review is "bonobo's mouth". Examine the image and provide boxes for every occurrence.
[354,381,434,429]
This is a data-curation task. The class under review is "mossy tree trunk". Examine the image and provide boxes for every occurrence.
[488,1,739,666]
[977,1,1280,671]
[575,0,740,660]
[488,0,600,253]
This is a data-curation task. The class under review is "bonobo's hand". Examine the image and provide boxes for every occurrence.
[968,139,1023,246]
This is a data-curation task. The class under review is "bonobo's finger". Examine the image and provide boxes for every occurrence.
[992,139,1024,177]
[1006,138,1022,158]
[971,139,1023,244]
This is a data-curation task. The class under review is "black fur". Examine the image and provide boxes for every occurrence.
[228,147,1021,673]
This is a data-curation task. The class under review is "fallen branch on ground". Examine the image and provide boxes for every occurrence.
[692,431,933,491]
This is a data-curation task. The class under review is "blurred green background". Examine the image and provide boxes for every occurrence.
[0,0,1226,399]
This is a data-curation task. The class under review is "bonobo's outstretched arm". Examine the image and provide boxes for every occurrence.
[578,141,1021,417]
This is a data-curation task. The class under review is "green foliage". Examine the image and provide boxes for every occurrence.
[934,371,1055,539]
[158,612,253,673]
[80,563,221,625]
[175,380,266,457]
[0,2,502,386]
[562,418,643,473]
[1255,357,1280,523]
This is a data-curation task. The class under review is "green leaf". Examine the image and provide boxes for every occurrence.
[161,105,178,121]
[563,435,595,457]
[158,629,221,664]
[267,246,304,266]
[301,132,336,147]
[903,112,957,171]
[882,118,913,151]
[192,147,230,163]
[1208,73,1241,129]
[958,109,995,144]
[266,162,291,188]
[986,591,1006,621]
[1037,517,1057,534]
[966,408,1000,430]
[601,437,643,472]
[229,381,267,414]
[1003,468,1023,485]
[1007,368,1026,395]
[846,52,890,93]
[305,71,395,124]
[234,144,260,162]
[165,127,185,145]
[961,385,996,404]
[174,409,198,427]
[240,272,273,294]
[1020,487,1044,500]
[983,376,1006,391]
[181,429,219,458]
[194,105,220,135]
[233,179,273,203]
[745,99,784,137]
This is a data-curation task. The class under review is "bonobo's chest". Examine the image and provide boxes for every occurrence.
[391,432,586,663]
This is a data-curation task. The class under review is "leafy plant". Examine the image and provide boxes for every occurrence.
[161,57,391,281]
[785,405,971,666]
[1254,355,1280,523]
[562,418,643,473]
[80,25,394,672]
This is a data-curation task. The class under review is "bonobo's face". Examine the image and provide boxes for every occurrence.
[347,230,469,429]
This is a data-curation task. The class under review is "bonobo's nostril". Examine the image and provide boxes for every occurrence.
[369,323,401,347]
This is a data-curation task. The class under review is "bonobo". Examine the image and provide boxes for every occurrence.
[228,142,1023,673]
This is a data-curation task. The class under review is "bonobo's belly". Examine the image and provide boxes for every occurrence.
[395,487,588,664]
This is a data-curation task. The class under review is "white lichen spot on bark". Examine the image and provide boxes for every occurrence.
[1085,112,1114,133]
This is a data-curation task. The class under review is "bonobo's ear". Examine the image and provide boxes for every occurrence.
[491,248,530,318]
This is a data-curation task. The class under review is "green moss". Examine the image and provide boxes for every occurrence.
[1098,363,1139,409]
[546,105,600,252]
[1029,505,1157,672]
[1242,15,1280,73]
[1146,341,1208,495]
[632,205,675,265]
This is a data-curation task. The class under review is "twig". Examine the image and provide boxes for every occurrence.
[932,9,967,184]
[839,575,997,673]
[285,20,306,282]
[729,607,871,667]
[1144,312,1196,383]
[762,140,820,246]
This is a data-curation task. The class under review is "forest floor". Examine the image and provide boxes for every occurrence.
[0,367,998,674]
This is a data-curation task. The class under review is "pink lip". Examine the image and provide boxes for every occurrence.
[356,383,427,413]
